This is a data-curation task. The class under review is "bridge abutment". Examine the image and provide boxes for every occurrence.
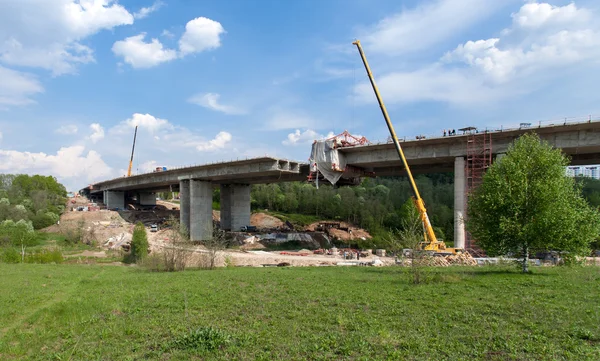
[190,179,213,241]
[220,184,251,231]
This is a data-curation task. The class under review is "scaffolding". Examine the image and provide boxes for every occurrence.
[464,129,492,251]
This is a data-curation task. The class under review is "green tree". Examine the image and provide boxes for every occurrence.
[467,133,600,273]
[130,222,149,263]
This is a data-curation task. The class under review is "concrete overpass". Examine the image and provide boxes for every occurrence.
[82,119,600,244]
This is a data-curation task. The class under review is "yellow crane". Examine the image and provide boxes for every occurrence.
[352,39,462,254]
[126,125,138,177]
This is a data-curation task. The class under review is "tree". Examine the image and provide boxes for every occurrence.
[467,133,600,273]
[130,222,149,263]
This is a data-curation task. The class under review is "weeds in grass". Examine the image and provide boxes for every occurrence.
[168,326,232,351]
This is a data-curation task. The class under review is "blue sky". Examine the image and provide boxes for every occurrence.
[1,0,599,191]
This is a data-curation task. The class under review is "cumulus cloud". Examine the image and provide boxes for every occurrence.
[179,17,225,55]
[133,1,164,20]
[55,124,78,135]
[122,113,172,133]
[443,2,600,84]
[196,131,232,151]
[282,129,334,146]
[354,1,600,106]
[0,65,44,107]
[0,0,134,75]
[113,16,225,69]
[512,2,590,29]
[0,145,112,182]
[188,93,246,115]
[88,123,105,143]
[112,33,178,68]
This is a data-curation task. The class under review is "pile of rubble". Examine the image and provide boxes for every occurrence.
[410,252,478,267]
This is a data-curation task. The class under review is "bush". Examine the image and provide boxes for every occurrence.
[25,248,63,264]
[129,222,148,263]
[1,247,21,263]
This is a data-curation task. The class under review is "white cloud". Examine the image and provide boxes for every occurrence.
[55,124,78,135]
[111,33,178,68]
[114,16,224,69]
[123,113,172,133]
[283,129,334,146]
[179,17,225,55]
[354,1,600,106]
[188,93,246,115]
[161,29,174,38]
[0,65,44,107]
[88,123,105,143]
[512,2,590,29]
[0,0,134,75]
[0,145,112,182]
[196,131,232,151]
[359,0,507,56]
[133,1,164,20]
[444,3,600,83]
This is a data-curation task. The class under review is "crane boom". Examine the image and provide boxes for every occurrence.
[126,126,138,177]
[352,39,439,246]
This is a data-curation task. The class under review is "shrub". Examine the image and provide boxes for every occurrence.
[1,247,21,263]
[25,248,63,264]
[129,222,148,263]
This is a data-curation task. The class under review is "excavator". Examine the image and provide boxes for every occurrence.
[352,40,463,255]
[126,126,138,177]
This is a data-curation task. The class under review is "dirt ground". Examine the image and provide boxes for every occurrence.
[45,197,390,267]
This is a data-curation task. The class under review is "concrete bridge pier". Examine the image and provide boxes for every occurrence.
[138,192,156,206]
[454,157,466,249]
[179,180,190,235]
[189,179,213,241]
[105,190,125,210]
[220,184,251,231]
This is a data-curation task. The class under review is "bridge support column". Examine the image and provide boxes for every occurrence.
[190,179,213,241]
[105,191,125,210]
[220,184,251,231]
[179,180,190,235]
[454,157,466,249]
[138,192,156,206]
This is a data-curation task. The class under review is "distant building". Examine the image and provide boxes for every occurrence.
[566,165,600,180]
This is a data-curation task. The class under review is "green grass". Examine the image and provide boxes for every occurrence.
[0,265,599,360]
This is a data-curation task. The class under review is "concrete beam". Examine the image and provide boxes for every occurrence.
[190,179,212,241]
[179,180,190,235]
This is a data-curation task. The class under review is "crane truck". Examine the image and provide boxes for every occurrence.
[352,39,464,255]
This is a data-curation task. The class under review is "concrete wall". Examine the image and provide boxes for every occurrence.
[105,191,125,210]
[220,184,251,231]
[138,192,156,206]
[190,180,212,241]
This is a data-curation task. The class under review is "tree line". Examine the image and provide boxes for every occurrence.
[246,173,455,244]
[0,174,67,236]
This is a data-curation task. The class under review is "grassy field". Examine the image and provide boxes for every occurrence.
[0,265,599,361]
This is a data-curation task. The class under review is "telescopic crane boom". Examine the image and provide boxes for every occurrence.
[126,126,138,177]
[352,39,459,254]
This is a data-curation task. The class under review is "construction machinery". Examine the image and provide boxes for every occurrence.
[126,126,138,177]
[352,39,463,255]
